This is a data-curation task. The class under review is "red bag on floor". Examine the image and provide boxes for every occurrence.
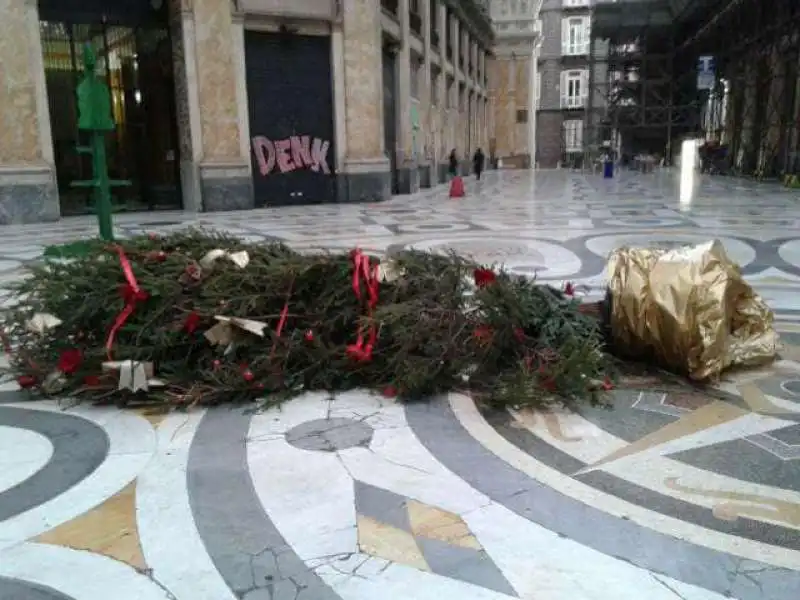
[449,176,465,198]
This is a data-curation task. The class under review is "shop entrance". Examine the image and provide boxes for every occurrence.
[38,0,182,215]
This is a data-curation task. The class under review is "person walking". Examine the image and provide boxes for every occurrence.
[448,149,458,178]
[473,147,485,180]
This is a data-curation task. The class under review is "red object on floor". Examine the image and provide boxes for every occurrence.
[449,176,465,198]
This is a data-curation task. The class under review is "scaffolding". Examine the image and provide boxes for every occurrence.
[586,0,800,178]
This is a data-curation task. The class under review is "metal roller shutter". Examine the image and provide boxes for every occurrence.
[245,31,336,207]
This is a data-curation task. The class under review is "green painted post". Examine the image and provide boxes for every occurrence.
[74,44,122,241]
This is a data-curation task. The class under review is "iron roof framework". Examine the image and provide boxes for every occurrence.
[585,0,800,177]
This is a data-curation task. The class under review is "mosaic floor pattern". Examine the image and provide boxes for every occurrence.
[1,169,800,599]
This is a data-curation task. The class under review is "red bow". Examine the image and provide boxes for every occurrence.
[106,246,149,359]
[346,249,380,362]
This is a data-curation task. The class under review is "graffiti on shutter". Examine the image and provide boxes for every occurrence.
[252,135,331,176]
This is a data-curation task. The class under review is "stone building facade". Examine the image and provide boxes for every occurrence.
[488,0,541,168]
[487,0,609,169]
[535,0,607,168]
[0,0,492,225]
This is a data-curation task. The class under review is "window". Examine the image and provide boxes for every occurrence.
[516,109,528,123]
[561,16,590,55]
[560,69,588,108]
[563,119,583,152]
[563,0,590,6]
[536,71,542,103]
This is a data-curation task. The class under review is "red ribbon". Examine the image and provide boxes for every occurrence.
[268,281,295,361]
[276,302,290,338]
[106,246,148,359]
[346,249,380,362]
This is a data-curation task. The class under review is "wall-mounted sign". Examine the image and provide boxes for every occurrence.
[697,55,715,91]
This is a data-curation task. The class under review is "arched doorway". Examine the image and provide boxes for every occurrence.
[38,0,182,215]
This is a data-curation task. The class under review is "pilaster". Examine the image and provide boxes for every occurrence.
[419,0,433,187]
[452,16,461,157]
[395,0,418,193]
[170,0,252,212]
[0,0,59,224]
[339,0,391,201]
[436,3,448,177]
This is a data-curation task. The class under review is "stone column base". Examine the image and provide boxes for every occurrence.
[418,164,432,188]
[397,162,420,194]
[0,165,59,225]
[336,158,392,203]
[437,163,449,183]
[193,161,253,213]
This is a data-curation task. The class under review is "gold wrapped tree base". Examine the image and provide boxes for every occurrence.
[607,240,779,381]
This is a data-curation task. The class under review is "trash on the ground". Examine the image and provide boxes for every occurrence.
[605,240,779,380]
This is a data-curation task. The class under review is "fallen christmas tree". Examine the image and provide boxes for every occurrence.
[0,229,614,409]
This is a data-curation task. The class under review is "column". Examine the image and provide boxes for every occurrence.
[420,0,433,188]
[0,0,58,224]
[471,40,479,152]
[508,53,517,157]
[528,40,541,169]
[339,0,391,201]
[437,3,447,178]
[171,0,252,212]
[396,0,418,193]
[452,17,461,162]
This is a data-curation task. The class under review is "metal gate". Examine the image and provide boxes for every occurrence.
[38,0,182,215]
[245,31,336,207]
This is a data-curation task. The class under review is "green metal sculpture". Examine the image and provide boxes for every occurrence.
[72,44,129,241]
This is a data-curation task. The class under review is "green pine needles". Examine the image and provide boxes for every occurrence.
[0,229,614,408]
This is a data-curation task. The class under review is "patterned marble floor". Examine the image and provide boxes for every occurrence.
[2,169,800,599]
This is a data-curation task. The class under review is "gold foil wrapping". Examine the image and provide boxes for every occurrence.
[607,240,779,381]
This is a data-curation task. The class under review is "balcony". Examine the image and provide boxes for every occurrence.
[561,95,586,109]
[381,0,398,18]
[409,11,422,37]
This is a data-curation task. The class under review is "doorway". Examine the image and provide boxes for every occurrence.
[244,31,336,207]
[38,0,182,216]
[382,46,399,195]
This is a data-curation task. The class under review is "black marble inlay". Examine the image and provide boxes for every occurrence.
[0,181,59,225]
[0,577,75,600]
[335,171,391,203]
[397,167,420,195]
[201,176,254,212]
[0,406,109,522]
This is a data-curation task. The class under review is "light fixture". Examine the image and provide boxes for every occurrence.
[150,0,164,10]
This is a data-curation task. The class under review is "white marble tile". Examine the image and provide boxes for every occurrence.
[449,394,800,571]
[137,413,237,600]
[0,426,52,494]
[0,403,154,549]
[0,543,172,599]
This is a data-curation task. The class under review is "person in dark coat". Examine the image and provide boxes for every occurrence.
[473,148,485,180]
[448,149,458,178]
